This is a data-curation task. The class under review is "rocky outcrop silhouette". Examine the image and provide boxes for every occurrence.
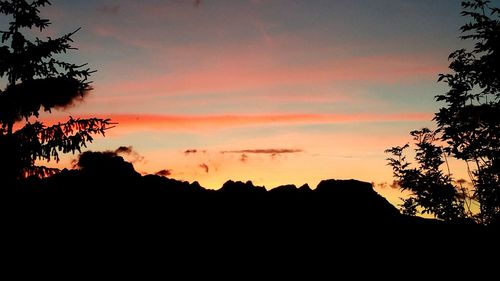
[3,150,487,239]
[3,149,494,265]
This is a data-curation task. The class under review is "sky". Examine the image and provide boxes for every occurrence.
[2,0,481,205]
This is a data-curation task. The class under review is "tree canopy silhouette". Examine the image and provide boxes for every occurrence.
[0,0,112,184]
[386,0,500,225]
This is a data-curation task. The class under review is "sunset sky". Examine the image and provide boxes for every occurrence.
[4,0,474,204]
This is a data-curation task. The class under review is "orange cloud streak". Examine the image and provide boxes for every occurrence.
[45,112,431,133]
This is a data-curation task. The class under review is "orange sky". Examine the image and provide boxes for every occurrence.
[41,110,435,205]
[21,0,470,207]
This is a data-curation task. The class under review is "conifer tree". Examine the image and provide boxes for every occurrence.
[0,0,112,184]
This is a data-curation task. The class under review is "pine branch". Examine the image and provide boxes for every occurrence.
[14,117,114,163]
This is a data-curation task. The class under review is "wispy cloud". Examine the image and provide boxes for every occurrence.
[96,53,444,100]
[240,154,249,163]
[223,149,303,162]
[156,169,173,177]
[54,112,431,133]
[184,149,199,155]
[97,4,120,15]
[114,146,144,163]
[115,146,133,154]
[199,163,209,173]
[374,181,401,190]
[222,149,303,154]
[389,181,400,189]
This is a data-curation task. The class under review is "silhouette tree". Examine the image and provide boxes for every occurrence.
[386,129,467,221]
[0,0,112,185]
[386,0,499,225]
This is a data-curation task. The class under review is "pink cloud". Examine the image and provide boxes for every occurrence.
[84,87,361,111]
[83,4,445,99]
[94,52,444,103]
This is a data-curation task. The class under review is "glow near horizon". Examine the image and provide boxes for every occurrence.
[5,0,474,205]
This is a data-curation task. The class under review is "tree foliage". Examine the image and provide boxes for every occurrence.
[0,0,112,183]
[386,0,500,225]
[386,129,469,221]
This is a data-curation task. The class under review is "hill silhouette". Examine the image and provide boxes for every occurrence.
[3,149,498,268]
[6,150,477,231]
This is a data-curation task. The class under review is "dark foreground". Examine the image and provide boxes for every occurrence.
[2,153,498,271]
[4,163,493,233]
